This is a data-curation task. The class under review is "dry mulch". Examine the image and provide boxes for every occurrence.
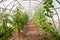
[6,20,55,40]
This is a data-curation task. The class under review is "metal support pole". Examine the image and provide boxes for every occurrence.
[54,8,60,34]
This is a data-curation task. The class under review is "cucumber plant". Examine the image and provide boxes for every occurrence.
[12,7,29,33]
[0,8,13,40]
[12,7,29,39]
[33,0,59,40]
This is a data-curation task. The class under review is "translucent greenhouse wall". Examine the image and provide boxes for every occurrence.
[53,0,60,34]
[0,0,60,34]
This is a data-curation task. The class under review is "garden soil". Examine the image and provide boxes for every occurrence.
[6,20,55,40]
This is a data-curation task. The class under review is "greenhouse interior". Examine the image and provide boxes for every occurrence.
[0,0,60,40]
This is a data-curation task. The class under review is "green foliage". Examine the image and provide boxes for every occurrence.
[0,7,28,40]
[43,0,54,18]
[12,8,29,33]
[33,7,59,40]
[0,7,29,40]
[0,9,14,40]
[43,0,59,39]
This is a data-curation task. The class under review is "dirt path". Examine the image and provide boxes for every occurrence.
[7,20,55,40]
[20,20,40,40]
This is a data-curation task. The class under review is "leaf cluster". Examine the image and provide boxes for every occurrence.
[33,8,59,40]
